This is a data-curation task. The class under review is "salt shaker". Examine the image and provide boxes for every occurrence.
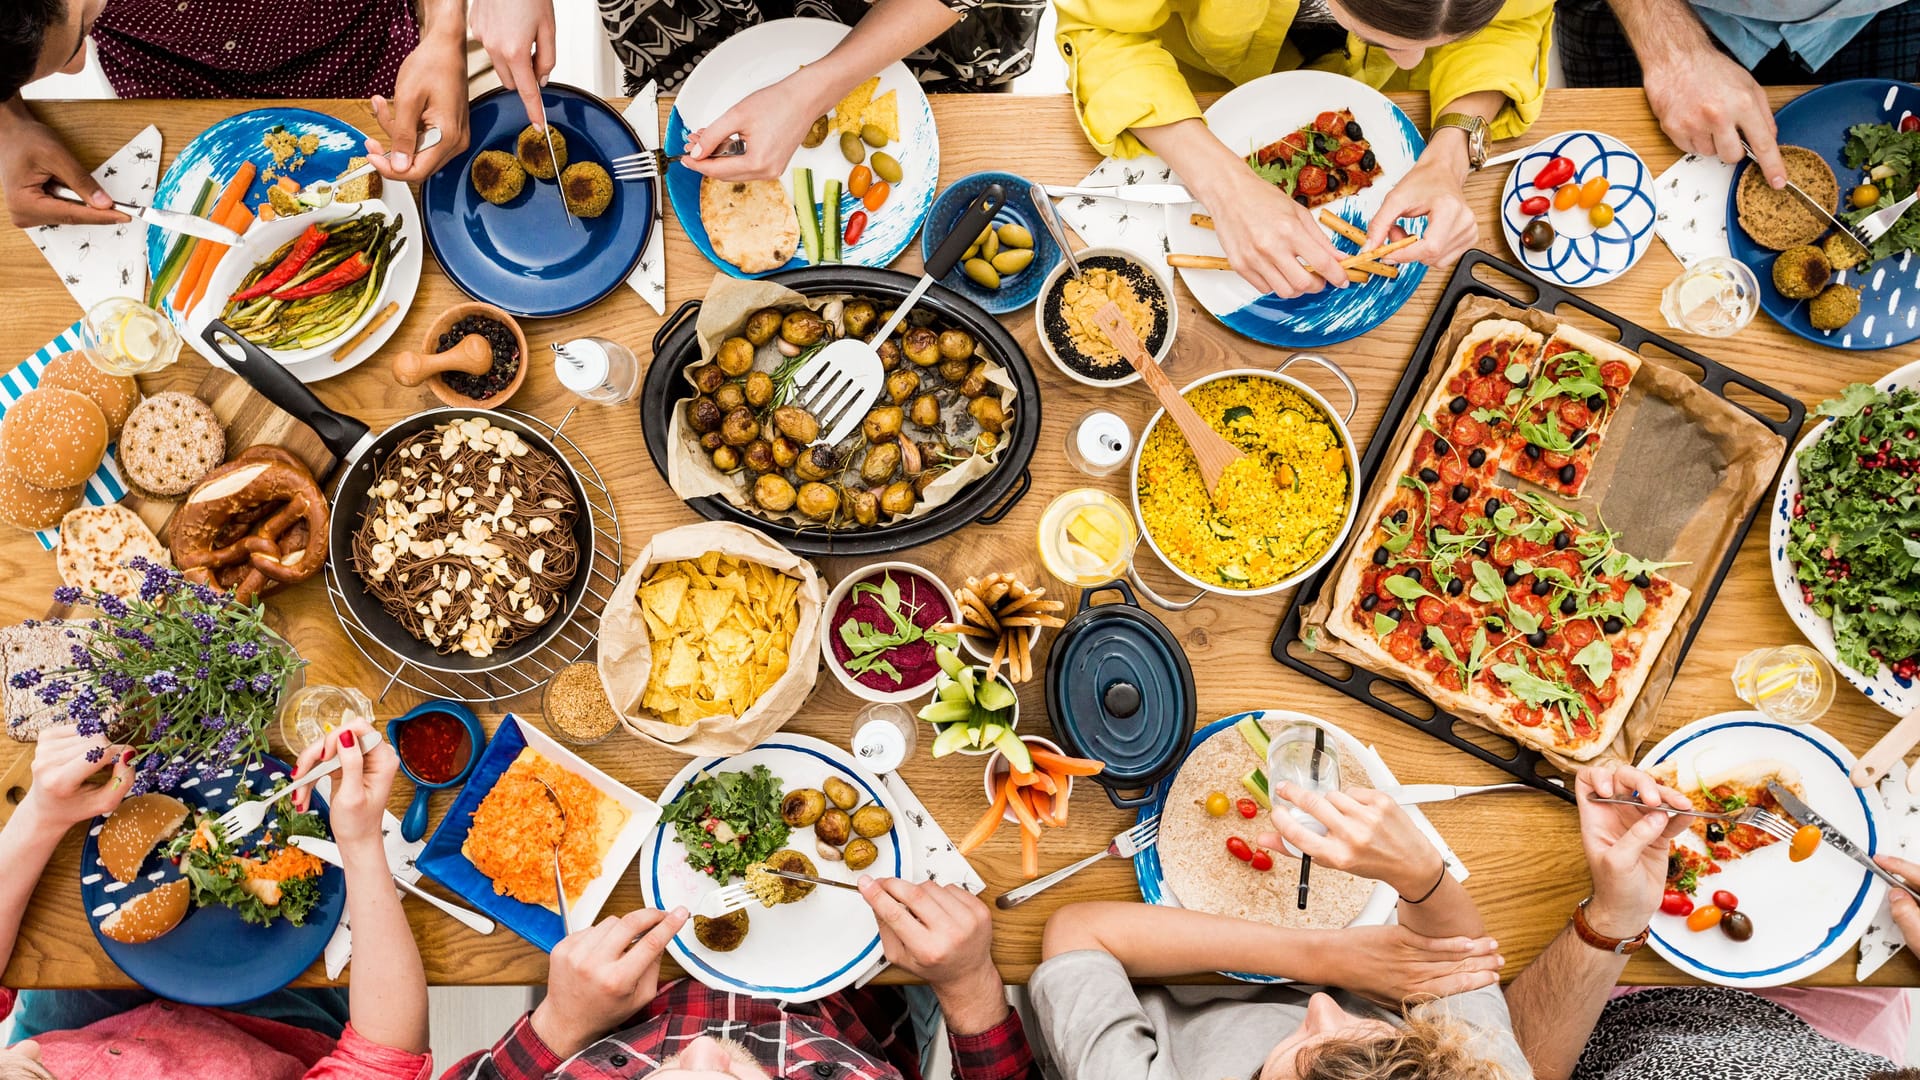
[552,337,641,404]
[1066,410,1131,477]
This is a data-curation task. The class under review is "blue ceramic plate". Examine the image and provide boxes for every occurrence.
[1726,79,1920,350]
[417,715,661,952]
[919,172,1060,315]
[421,84,654,319]
[1638,713,1884,988]
[665,18,938,278]
[1500,130,1656,288]
[80,754,345,1007]
[1162,70,1428,348]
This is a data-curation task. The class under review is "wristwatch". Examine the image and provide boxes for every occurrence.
[1431,112,1489,170]
[1572,897,1649,955]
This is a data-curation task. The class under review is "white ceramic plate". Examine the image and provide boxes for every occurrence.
[1499,130,1656,288]
[186,197,423,382]
[1638,712,1886,988]
[640,733,913,1002]
[1768,358,1920,715]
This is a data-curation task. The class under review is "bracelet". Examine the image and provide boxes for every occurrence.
[1400,860,1448,904]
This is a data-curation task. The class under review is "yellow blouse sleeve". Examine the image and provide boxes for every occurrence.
[1425,0,1555,140]
[1055,0,1203,158]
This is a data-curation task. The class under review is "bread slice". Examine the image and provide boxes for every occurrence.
[1736,146,1839,250]
[99,878,189,944]
[335,157,382,204]
[98,793,189,883]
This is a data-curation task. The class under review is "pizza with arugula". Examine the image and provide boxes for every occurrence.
[1490,326,1640,496]
[1650,758,1805,894]
[1249,109,1384,209]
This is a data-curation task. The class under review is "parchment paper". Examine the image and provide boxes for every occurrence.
[599,521,825,757]
[1301,295,1787,770]
[664,277,1016,529]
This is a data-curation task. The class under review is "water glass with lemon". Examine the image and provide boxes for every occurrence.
[1037,489,1136,587]
[1660,256,1758,338]
[84,296,181,376]
[1731,644,1835,724]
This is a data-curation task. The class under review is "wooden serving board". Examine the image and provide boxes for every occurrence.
[0,751,33,828]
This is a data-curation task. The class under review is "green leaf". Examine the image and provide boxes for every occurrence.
[1507,603,1541,635]
[1373,612,1398,638]
[1426,627,1462,669]
[1505,362,1530,384]
[1384,575,1434,602]
[1817,382,1886,420]
[1623,586,1646,626]
[1574,638,1613,687]
[1470,561,1506,604]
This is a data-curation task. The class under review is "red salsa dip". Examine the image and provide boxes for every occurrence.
[394,711,472,785]
[829,569,952,692]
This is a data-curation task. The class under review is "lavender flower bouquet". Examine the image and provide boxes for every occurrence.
[9,557,305,794]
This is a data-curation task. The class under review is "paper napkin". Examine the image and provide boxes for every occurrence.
[1856,762,1917,979]
[850,770,989,990]
[1051,154,1182,280]
[0,320,131,552]
[1652,153,1737,269]
[321,795,430,980]
[622,82,666,316]
[28,124,161,314]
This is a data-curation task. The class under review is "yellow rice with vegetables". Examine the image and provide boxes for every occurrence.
[1136,377,1350,589]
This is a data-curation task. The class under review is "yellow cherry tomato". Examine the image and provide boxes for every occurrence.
[1685,904,1723,933]
[1578,176,1611,209]
[1553,183,1581,211]
[1851,183,1881,209]
[1204,791,1230,816]
[1788,823,1821,862]
[1588,203,1615,229]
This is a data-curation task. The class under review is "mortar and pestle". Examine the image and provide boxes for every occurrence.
[393,301,529,408]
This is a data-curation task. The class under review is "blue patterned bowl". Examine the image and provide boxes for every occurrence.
[920,172,1059,315]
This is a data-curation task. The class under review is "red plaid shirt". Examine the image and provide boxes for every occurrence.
[440,979,1037,1080]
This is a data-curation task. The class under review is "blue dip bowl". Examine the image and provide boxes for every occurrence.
[388,700,485,841]
[919,171,1060,315]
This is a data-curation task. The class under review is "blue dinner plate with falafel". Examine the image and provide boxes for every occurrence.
[422,84,654,319]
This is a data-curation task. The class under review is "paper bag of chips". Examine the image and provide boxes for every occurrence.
[600,522,824,756]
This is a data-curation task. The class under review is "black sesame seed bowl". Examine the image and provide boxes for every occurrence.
[1032,247,1176,389]
[415,301,528,409]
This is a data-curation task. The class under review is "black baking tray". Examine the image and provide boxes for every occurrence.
[1270,251,1807,800]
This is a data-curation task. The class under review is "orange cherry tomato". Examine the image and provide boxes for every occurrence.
[1578,176,1611,209]
[1589,203,1615,228]
[1686,904,1723,933]
[848,165,873,199]
[1553,183,1581,211]
[862,180,891,212]
[1788,823,1821,862]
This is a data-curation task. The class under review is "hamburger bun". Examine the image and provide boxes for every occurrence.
[0,458,82,530]
[41,351,140,438]
[99,878,190,944]
[98,792,189,883]
[1736,146,1840,250]
[2,388,108,491]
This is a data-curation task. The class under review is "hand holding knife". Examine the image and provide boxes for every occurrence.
[1766,781,1919,901]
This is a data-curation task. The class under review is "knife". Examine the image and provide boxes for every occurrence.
[49,185,244,245]
[1766,781,1918,901]
[1044,182,1197,205]
[1382,782,1547,805]
[527,95,576,232]
[290,835,496,934]
[767,867,861,893]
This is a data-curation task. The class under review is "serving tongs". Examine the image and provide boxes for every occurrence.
[1091,302,1244,496]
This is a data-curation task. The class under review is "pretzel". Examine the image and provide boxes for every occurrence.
[170,452,329,603]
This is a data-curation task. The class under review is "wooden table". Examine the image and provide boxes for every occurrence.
[2,89,1915,991]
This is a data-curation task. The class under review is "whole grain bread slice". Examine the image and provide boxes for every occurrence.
[1736,146,1839,250]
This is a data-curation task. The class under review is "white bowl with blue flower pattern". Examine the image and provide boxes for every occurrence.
[1500,130,1656,289]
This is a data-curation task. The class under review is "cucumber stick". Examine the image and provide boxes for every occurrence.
[147,177,216,307]
[790,167,822,264]
[821,180,842,264]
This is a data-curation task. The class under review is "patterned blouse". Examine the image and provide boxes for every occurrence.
[91,0,419,99]
[597,0,1045,93]
[1572,986,1899,1080]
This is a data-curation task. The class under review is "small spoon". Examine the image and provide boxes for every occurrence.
[1028,184,1081,280]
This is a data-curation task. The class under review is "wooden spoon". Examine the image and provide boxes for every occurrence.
[1093,302,1243,496]
[392,334,493,388]
[1851,706,1920,789]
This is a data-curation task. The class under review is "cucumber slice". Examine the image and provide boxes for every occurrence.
[937,645,966,680]
[938,678,970,704]
[821,179,842,263]
[790,167,821,264]
[979,720,1007,747]
[931,723,973,758]
[1235,716,1272,762]
[957,667,979,702]
[1242,768,1271,808]
[975,674,1016,712]
[918,699,973,726]
[994,729,1034,773]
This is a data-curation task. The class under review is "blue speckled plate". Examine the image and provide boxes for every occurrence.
[1162,70,1427,349]
[1727,79,1920,350]
[421,84,654,319]
[665,18,937,278]
[1769,355,1920,714]
[1500,130,1656,288]
[79,754,344,1007]
[920,172,1059,315]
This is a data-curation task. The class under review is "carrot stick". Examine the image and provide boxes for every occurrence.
[1010,769,1040,787]
[1028,748,1105,777]
[1005,776,1043,837]
[1050,781,1070,826]
[1028,769,1058,796]
[179,203,254,315]
[957,782,1007,855]
[1020,824,1039,879]
[175,164,258,310]
[1029,788,1054,828]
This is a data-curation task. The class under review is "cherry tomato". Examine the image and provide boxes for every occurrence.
[1851,183,1881,209]
[1659,889,1694,917]
[1711,889,1739,912]
[1903,115,1920,133]
[1788,823,1821,862]
[1553,183,1581,211]
[1298,165,1329,197]
[1588,203,1615,228]
[1721,910,1754,941]
[842,210,867,246]
[1314,111,1345,137]
[862,181,891,212]
[1519,194,1551,216]
[1416,597,1448,625]
[1686,904,1723,932]
[1600,360,1634,388]
[1533,156,1576,190]
[1226,836,1254,861]
[1205,791,1230,816]
[1250,850,1275,871]
[1331,143,1364,167]
[847,165,873,199]
[1578,176,1611,209]
[1521,219,1556,252]
[1236,797,1259,819]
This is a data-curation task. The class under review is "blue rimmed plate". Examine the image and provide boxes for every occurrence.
[920,172,1060,315]
[639,733,911,1003]
[416,715,661,951]
[420,84,655,319]
[664,18,938,278]
[1638,713,1884,989]
[1500,130,1656,288]
[1727,79,1920,350]
[80,754,345,1006]
[1162,70,1428,349]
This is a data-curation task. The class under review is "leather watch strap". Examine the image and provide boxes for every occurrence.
[1572,897,1648,955]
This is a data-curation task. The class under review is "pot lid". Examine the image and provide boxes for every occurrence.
[1047,588,1194,784]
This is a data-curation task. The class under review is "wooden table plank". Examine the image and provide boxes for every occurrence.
[1,89,1915,991]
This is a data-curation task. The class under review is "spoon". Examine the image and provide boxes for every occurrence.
[535,776,570,933]
[1092,302,1244,497]
[1028,184,1081,280]
[300,128,442,208]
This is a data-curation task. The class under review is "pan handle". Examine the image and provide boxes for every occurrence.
[1277,353,1358,425]
[204,319,370,464]
[973,468,1031,526]
[652,299,702,354]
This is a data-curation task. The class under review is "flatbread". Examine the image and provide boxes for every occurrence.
[701,178,799,275]
[1158,717,1378,930]
[56,505,168,600]
[2,623,98,741]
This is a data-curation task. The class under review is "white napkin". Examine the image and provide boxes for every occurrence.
[1856,762,1917,979]
[1652,153,1737,269]
[28,124,161,313]
[0,319,132,552]
[622,82,666,315]
[321,791,429,980]
[1052,153,1182,280]
[851,770,988,989]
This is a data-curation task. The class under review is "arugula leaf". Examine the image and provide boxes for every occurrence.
[1623,586,1646,626]
[663,765,792,882]
[1506,602,1541,635]
[1515,414,1575,453]
[1373,612,1398,638]
[1470,561,1507,604]
[1505,362,1530,384]
[1574,638,1614,687]
[1385,575,1436,602]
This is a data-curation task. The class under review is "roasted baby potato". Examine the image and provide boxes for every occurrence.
[880,480,916,516]
[877,339,903,371]
[690,362,726,394]
[969,396,1007,434]
[960,362,991,398]
[796,481,839,520]
[844,300,878,338]
[694,908,750,951]
[909,393,941,429]
[753,474,797,511]
[861,442,900,485]
[687,397,724,434]
[744,370,775,408]
[699,431,725,451]
[885,368,920,405]
[848,487,879,526]
[816,807,852,846]
[713,382,746,412]
[772,405,820,444]
[781,788,827,828]
[843,837,878,872]
[710,445,741,472]
[851,804,893,838]
[794,445,839,482]
[937,328,975,362]
[862,406,904,443]
[781,311,826,347]
[913,465,948,495]
[717,336,755,376]
[771,435,801,469]
[721,406,760,446]
[938,355,971,384]
[743,439,776,474]
[824,776,858,810]
[902,327,940,367]
[743,308,783,346]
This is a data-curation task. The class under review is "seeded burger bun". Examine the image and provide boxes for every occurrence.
[98,792,189,883]
[1736,146,1840,250]
[40,350,140,437]
[0,459,82,530]
[99,878,190,944]
[1,387,108,490]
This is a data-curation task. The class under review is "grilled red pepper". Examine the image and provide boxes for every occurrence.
[271,251,371,301]
[232,224,329,302]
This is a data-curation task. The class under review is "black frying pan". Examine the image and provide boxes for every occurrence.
[205,321,596,675]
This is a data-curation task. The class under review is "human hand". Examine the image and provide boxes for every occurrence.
[1644,49,1782,185]
[1875,855,1920,943]
[0,108,128,228]
[1328,923,1503,1006]
[22,725,133,833]
[531,907,689,1058]
[1574,765,1691,939]
[290,719,395,853]
[1257,782,1441,897]
[859,876,1008,1034]
[1193,166,1349,298]
[367,27,470,182]
[472,0,556,128]
[1363,149,1472,266]
[683,77,833,182]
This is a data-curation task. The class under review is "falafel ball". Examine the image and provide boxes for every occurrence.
[1771,244,1831,300]
[561,162,614,218]
[1808,283,1862,330]
[516,125,569,179]
[1823,231,1869,273]
[471,150,527,206]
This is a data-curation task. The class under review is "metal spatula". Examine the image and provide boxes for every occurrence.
[787,183,1007,446]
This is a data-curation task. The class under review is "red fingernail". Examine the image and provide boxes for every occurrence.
[339,730,356,748]
[291,764,303,778]
[121,749,135,765]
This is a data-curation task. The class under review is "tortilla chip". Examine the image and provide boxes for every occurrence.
[689,589,734,635]
[834,77,880,132]
[862,90,899,142]
[699,551,722,577]
[641,575,688,624]
[664,638,701,688]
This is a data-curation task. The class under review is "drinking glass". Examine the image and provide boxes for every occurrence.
[1265,721,1341,855]
[1731,644,1835,724]
[1659,256,1759,338]
[83,296,182,376]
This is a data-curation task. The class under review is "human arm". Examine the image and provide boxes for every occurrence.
[1601,0,1784,183]
[366,0,469,182]
[471,0,556,130]
[0,97,129,228]
[1504,765,1691,1080]
[683,0,962,180]
[0,727,133,974]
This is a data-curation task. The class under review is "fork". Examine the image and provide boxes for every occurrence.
[610,134,746,183]
[995,814,1161,909]
[535,777,571,932]
[211,728,385,844]
[691,881,756,918]
[1853,185,1919,247]
[1583,796,1798,841]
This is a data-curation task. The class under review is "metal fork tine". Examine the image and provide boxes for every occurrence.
[792,366,843,412]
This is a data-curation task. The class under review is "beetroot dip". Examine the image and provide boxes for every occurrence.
[829,569,952,692]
